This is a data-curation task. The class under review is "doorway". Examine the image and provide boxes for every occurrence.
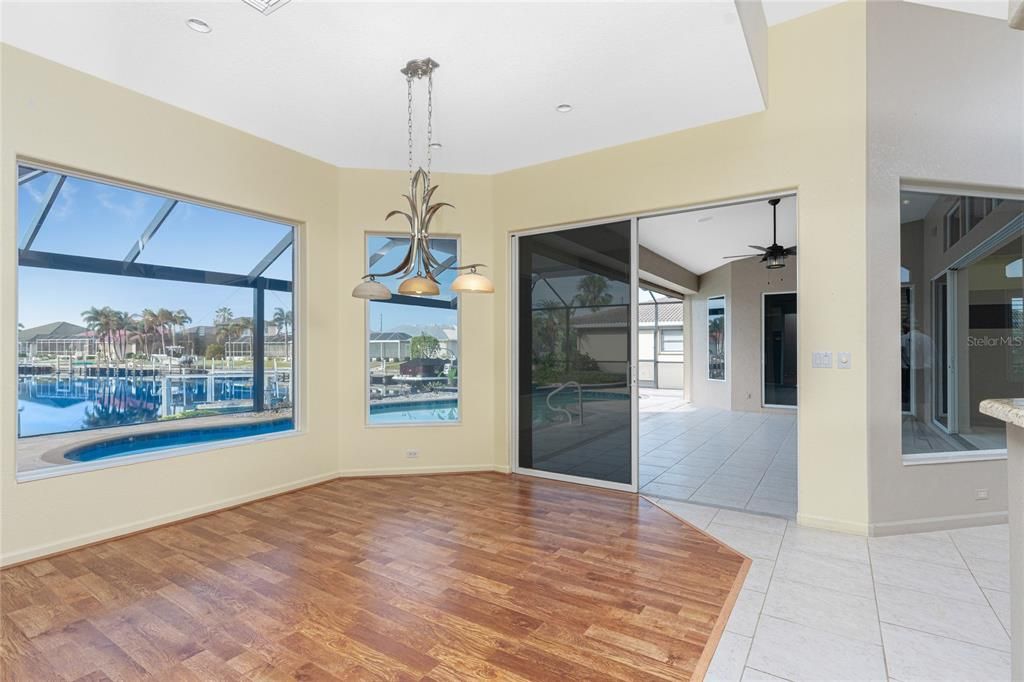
[763,292,797,408]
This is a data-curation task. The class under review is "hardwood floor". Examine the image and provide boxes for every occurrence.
[1,473,749,681]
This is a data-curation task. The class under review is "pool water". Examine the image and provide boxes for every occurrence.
[366,389,628,425]
[65,418,295,462]
[369,400,460,423]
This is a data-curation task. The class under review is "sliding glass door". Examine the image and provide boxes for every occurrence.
[513,220,637,490]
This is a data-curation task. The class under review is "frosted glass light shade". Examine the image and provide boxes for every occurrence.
[451,271,494,293]
[351,279,392,300]
[398,275,440,296]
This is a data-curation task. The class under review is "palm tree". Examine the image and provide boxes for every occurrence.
[273,307,292,339]
[82,306,116,359]
[170,309,191,350]
[154,308,176,354]
[573,274,613,312]
[215,307,233,326]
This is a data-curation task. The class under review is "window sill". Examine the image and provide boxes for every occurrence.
[15,428,301,483]
[902,450,1007,467]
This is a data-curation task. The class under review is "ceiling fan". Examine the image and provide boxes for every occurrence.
[722,197,796,269]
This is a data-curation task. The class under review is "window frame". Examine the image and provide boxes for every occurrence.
[659,328,684,354]
[13,158,303,483]
[707,294,727,382]
[362,231,462,428]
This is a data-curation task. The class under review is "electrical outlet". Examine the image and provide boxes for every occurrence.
[975,488,989,501]
[406,449,419,459]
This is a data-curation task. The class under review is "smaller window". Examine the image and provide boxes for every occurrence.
[660,329,683,354]
[708,296,726,381]
[944,200,963,250]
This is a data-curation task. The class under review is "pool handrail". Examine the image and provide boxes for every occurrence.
[546,381,583,426]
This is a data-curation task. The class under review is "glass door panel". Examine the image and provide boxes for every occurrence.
[763,292,797,407]
[515,221,635,488]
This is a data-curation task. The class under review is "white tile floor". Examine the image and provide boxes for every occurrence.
[649,498,1013,681]
[640,390,798,517]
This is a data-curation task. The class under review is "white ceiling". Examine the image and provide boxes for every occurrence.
[1,1,1001,174]
[639,195,797,276]
[904,0,1009,20]
[0,1,770,174]
[900,191,941,223]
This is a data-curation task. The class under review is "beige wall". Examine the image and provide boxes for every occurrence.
[0,45,500,564]
[866,1,1024,534]
[730,255,797,413]
[494,2,870,533]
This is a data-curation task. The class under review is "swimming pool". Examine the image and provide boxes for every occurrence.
[366,389,629,425]
[64,418,295,462]
[369,399,460,423]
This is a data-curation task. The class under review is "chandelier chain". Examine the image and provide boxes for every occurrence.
[426,70,434,188]
[406,74,414,185]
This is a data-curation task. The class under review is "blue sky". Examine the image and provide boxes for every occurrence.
[17,167,293,330]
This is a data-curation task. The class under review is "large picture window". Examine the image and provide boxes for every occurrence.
[365,234,459,424]
[16,164,295,478]
[900,188,1023,459]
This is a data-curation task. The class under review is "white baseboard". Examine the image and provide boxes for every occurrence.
[1,465,512,567]
[339,464,508,477]
[869,510,1008,537]
[796,512,870,536]
[0,470,340,567]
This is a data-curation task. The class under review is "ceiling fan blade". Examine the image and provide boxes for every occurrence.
[722,254,755,259]
[747,245,768,252]
[784,246,797,256]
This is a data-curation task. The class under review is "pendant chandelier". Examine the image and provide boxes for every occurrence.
[352,58,494,301]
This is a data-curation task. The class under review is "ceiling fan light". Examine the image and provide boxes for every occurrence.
[398,275,440,296]
[451,271,494,294]
[765,254,786,269]
[352,278,392,300]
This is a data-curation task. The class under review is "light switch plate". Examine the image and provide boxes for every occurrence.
[812,351,833,369]
[837,352,851,369]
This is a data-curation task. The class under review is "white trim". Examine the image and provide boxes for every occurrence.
[339,464,508,478]
[796,512,870,536]
[902,449,1007,466]
[362,231,462,427]
[869,510,1009,537]
[629,216,640,493]
[511,465,636,493]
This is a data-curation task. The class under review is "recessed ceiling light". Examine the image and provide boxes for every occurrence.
[429,142,443,149]
[186,18,212,34]
[555,104,573,113]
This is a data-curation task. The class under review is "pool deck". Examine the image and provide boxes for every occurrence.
[17,410,291,474]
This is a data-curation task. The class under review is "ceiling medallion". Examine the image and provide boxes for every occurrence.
[352,58,494,300]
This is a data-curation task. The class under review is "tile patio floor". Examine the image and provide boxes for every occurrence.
[639,389,798,517]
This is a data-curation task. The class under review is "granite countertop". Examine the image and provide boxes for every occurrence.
[980,398,1024,429]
